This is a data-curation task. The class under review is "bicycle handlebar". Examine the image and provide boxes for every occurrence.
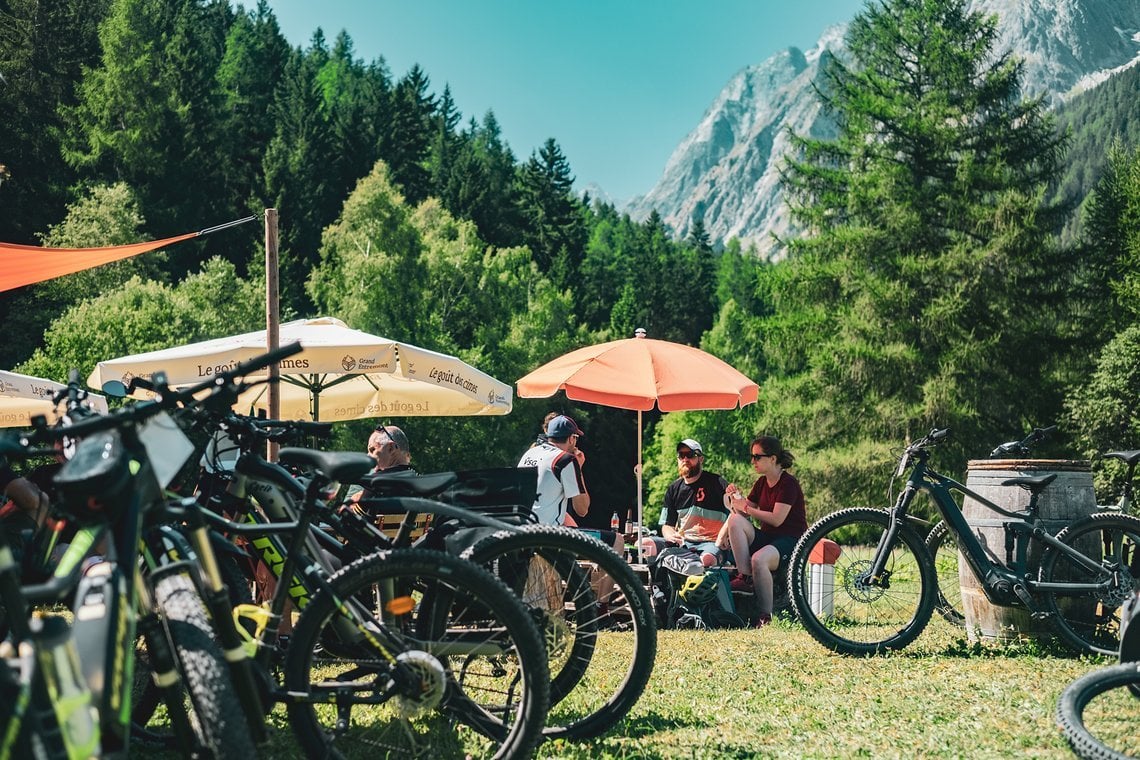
[988,425,1056,458]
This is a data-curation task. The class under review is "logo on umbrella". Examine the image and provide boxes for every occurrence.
[341,355,357,372]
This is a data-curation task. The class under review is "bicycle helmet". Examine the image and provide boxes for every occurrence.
[679,572,721,608]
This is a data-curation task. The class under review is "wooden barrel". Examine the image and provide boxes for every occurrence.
[958,459,1096,642]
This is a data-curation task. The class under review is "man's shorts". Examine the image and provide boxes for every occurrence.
[642,535,721,560]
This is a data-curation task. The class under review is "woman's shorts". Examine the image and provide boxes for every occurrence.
[747,533,799,568]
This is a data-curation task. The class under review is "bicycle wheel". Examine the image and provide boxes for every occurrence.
[1038,513,1140,655]
[1056,662,1140,759]
[925,519,965,627]
[152,571,257,759]
[284,548,549,760]
[464,525,657,741]
[788,507,937,655]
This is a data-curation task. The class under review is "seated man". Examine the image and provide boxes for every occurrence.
[640,439,730,568]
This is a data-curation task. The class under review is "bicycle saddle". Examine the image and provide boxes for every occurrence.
[278,448,375,484]
[1000,473,1057,493]
[1104,450,1140,467]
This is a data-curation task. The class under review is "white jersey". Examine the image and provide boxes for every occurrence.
[517,441,585,525]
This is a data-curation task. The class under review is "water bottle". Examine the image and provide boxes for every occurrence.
[611,511,621,532]
[30,614,99,756]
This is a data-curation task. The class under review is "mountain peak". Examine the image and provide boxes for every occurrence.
[625,0,1140,255]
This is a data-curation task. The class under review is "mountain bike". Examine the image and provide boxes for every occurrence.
[0,350,292,758]
[788,428,1140,656]
[157,411,552,758]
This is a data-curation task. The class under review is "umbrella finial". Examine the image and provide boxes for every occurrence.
[634,327,647,339]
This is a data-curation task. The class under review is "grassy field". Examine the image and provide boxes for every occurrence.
[247,614,1110,759]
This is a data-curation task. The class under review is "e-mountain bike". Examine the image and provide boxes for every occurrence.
[163,411,551,758]
[0,350,291,758]
[788,428,1140,656]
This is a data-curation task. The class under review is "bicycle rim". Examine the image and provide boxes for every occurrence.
[284,548,549,760]
[925,520,965,627]
[1039,513,1140,655]
[789,507,936,655]
[1056,662,1140,759]
[465,525,657,741]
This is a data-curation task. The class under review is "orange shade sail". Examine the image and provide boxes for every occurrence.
[516,334,758,412]
[0,215,258,293]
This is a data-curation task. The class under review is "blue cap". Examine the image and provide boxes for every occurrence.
[546,415,583,439]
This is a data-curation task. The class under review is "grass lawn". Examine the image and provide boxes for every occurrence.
[246,614,1108,759]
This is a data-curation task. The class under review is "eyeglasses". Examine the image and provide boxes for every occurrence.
[751,452,773,461]
[677,451,700,460]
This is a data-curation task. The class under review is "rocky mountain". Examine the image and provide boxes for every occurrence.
[625,0,1140,256]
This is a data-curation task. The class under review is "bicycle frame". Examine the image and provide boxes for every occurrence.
[875,453,1108,610]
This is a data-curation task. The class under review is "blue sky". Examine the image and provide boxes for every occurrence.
[260,1,866,203]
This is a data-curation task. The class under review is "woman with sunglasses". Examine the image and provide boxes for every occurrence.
[718,435,807,627]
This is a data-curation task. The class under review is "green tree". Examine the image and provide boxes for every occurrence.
[516,138,586,289]
[767,0,1073,507]
[380,64,436,205]
[63,0,235,267]
[0,0,108,244]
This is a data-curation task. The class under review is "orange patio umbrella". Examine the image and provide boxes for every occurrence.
[517,329,758,560]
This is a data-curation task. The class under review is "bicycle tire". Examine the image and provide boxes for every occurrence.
[925,519,965,627]
[464,524,657,741]
[1038,512,1140,655]
[133,543,255,729]
[788,507,937,655]
[153,571,257,759]
[284,547,549,760]
[1056,661,1140,759]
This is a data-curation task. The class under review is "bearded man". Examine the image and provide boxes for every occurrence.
[639,438,730,567]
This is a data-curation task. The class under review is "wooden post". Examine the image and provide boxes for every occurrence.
[265,209,280,461]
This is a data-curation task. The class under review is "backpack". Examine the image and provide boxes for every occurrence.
[651,548,746,630]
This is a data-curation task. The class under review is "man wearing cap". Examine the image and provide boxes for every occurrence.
[640,438,730,567]
[518,414,590,525]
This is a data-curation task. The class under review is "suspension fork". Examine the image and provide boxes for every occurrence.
[867,484,919,585]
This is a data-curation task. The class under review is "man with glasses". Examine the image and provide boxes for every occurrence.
[365,424,414,474]
[518,414,589,526]
[639,439,730,567]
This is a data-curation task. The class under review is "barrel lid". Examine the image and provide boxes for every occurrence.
[967,459,1090,472]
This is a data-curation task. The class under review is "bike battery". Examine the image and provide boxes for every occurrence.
[71,561,134,742]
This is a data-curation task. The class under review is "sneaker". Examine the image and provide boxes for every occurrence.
[729,574,754,593]
[755,614,772,629]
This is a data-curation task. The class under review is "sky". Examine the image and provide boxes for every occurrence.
[261,1,866,204]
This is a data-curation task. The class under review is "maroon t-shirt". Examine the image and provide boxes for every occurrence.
[747,471,807,539]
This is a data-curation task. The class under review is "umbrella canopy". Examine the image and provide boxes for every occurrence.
[0,370,109,428]
[516,330,758,560]
[88,317,512,421]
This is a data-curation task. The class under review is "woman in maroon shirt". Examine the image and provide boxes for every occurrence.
[717,435,807,627]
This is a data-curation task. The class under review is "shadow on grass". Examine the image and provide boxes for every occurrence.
[614,710,712,737]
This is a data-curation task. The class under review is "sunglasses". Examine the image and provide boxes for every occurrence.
[677,451,700,460]
[751,452,774,461]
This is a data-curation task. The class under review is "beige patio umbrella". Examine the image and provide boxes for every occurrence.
[0,370,109,428]
[88,317,512,421]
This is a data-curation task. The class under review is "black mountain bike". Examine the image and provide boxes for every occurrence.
[788,428,1140,656]
[156,409,552,758]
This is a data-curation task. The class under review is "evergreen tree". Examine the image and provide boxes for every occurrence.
[769,0,1072,506]
[216,0,290,230]
[516,138,585,289]
[0,0,108,244]
[381,64,436,205]
[63,0,235,271]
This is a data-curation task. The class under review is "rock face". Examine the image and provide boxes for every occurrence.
[624,0,1140,256]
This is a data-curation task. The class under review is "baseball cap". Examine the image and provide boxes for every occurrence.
[677,438,703,455]
[546,415,583,439]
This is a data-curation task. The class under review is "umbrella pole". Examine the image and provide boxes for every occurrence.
[636,409,643,564]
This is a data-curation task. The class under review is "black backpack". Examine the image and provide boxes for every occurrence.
[650,547,746,630]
